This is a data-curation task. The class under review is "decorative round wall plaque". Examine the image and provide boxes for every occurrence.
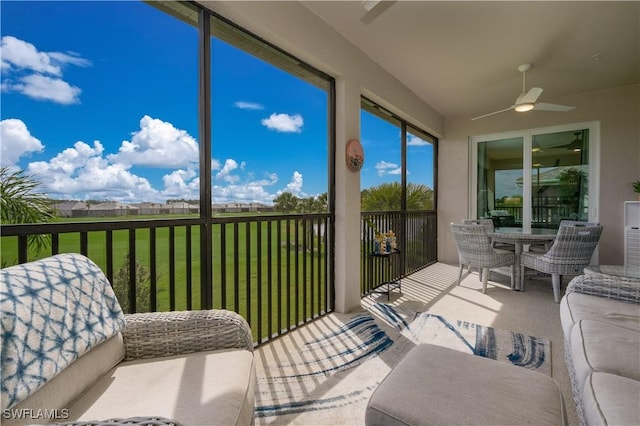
[346,139,364,172]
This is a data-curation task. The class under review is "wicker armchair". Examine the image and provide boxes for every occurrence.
[122,309,254,360]
[0,253,256,426]
[450,222,516,293]
[520,222,603,302]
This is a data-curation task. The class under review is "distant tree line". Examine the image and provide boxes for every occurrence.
[272,192,328,214]
[273,182,434,213]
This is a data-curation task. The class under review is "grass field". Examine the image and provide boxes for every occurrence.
[1,214,331,342]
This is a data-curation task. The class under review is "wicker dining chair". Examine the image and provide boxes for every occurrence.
[520,222,603,303]
[462,218,515,251]
[450,222,516,293]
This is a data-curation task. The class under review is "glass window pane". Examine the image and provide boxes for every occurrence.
[2,1,199,220]
[407,126,435,210]
[210,17,329,212]
[532,129,589,227]
[360,109,402,211]
[477,138,523,228]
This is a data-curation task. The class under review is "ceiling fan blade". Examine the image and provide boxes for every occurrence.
[535,102,575,112]
[471,106,514,121]
[518,87,543,104]
[360,1,396,24]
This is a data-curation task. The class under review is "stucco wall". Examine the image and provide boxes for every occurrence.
[440,84,640,266]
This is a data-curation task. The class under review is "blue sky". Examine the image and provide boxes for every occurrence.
[1,1,434,205]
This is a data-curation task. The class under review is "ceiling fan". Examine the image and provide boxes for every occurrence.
[471,64,575,121]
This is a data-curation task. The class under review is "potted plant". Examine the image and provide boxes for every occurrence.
[634,181,640,200]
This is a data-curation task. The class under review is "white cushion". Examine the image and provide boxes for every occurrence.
[570,320,640,392]
[560,292,640,337]
[4,335,124,426]
[67,349,255,426]
[366,344,565,426]
[582,372,640,426]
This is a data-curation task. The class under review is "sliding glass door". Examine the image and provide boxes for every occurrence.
[471,123,599,231]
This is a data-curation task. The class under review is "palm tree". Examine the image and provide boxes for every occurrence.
[361,182,433,211]
[0,167,55,253]
[406,183,434,210]
[273,191,299,213]
[361,182,401,211]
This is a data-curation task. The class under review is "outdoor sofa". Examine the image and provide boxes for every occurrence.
[560,271,640,425]
[1,253,256,426]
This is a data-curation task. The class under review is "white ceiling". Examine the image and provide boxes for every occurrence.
[300,1,640,120]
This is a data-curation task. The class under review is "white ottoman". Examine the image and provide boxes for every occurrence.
[366,344,566,425]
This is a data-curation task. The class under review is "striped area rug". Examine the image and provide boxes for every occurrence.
[254,303,550,425]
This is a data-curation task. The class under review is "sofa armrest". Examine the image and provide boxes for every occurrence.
[566,273,640,304]
[122,309,254,361]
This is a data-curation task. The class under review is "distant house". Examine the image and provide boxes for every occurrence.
[212,202,274,213]
[133,202,166,215]
[87,202,138,217]
[224,203,244,213]
[166,201,199,214]
[212,203,227,213]
[51,201,82,218]
[248,202,274,212]
[52,200,277,217]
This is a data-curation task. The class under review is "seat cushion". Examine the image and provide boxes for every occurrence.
[560,292,640,337]
[4,335,125,426]
[570,320,640,392]
[582,372,640,426]
[67,349,255,426]
[365,344,565,426]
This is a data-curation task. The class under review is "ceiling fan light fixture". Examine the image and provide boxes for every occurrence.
[515,103,535,112]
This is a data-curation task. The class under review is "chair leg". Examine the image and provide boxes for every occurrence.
[552,273,561,303]
[482,267,489,294]
[457,264,464,285]
[520,264,525,291]
[510,264,515,289]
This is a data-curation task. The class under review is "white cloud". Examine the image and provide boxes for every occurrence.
[1,36,90,104]
[161,168,199,199]
[234,101,264,110]
[286,171,304,195]
[17,117,197,202]
[407,134,430,146]
[375,160,401,176]
[27,140,160,202]
[261,113,303,133]
[47,51,91,69]
[1,36,63,75]
[215,159,241,183]
[212,172,279,204]
[0,118,44,168]
[7,74,82,104]
[10,113,306,205]
[108,115,199,168]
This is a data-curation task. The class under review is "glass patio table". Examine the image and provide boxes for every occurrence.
[490,228,558,290]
